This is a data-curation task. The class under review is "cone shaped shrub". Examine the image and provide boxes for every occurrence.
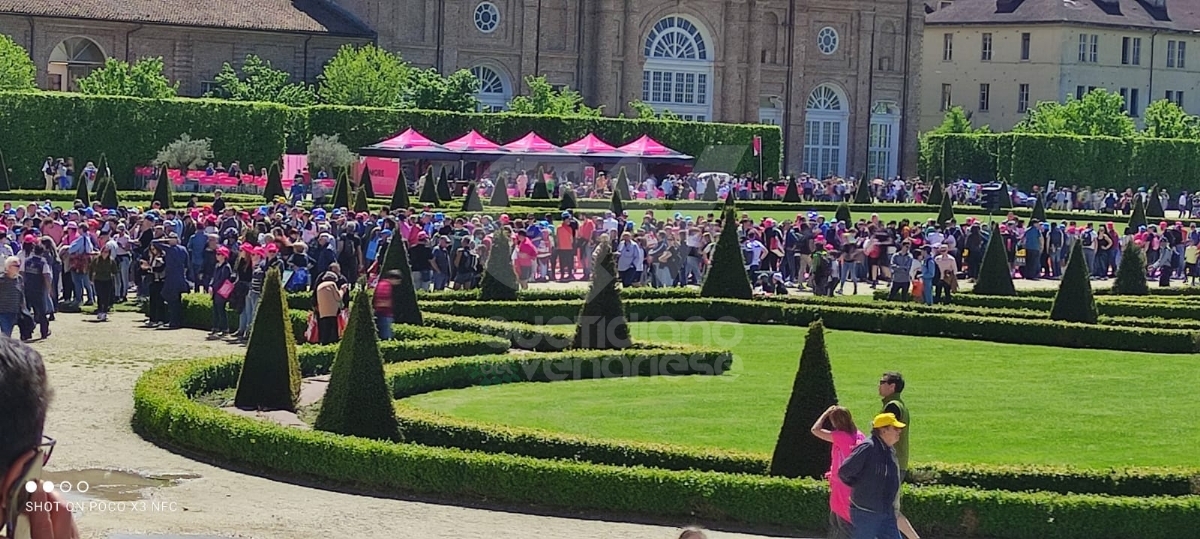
[100,175,119,209]
[700,207,753,299]
[480,230,519,300]
[853,175,872,203]
[152,167,173,208]
[359,163,376,199]
[1113,239,1149,295]
[379,232,422,325]
[0,149,11,191]
[702,176,719,202]
[531,167,551,199]
[263,163,285,202]
[461,181,484,211]
[573,241,631,349]
[419,166,440,206]
[782,176,801,202]
[234,268,301,411]
[353,184,369,213]
[927,179,944,205]
[615,167,632,200]
[1051,240,1099,323]
[437,167,452,200]
[937,190,955,224]
[1031,195,1047,222]
[999,181,1013,209]
[974,223,1016,296]
[490,175,510,207]
[1128,195,1147,230]
[313,288,399,441]
[724,188,736,208]
[834,203,852,226]
[74,173,91,206]
[332,169,350,209]
[610,188,624,216]
[559,188,577,211]
[389,168,410,211]
[769,319,839,479]
[1146,189,1165,219]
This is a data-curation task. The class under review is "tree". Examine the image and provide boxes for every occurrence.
[358,161,376,199]
[835,203,852,226]
[480,230,519,300]
[419,167,440,206]
[331,169,350,209]
[207,54,316,107]
[1014,89,1136,137]
[379,232,422,325]
[531,167,550,199]
[1113,239,1149,295]
[151,167,173,209]
[353,184,369,213]
[407,68,481,112]
[975,224,1016,296]
[73,174,90,207]
[389,168,411,211]
[155,133,212,172]
[559,188,577,211]
[489,175,509,207]
[701,176,719,202]
[615,167,632,200]
[307,135,356,180]
[76,57,177,98]
[1030,194,1047,222]
[508,76,602,116]
[769,320,839,479]
[234,268,301,411]
[1128,194,1147,230]
[700,207,753,299]
[628,100,656,119]
[782,176,801,203]
[262,163,285,202]
[0,35,35,90]
[572,241,631,349]
[1146,187,1166,219]
[1143,99,1200,139]
[927,106,990,135]
[100,175,120,209]
[313,288,399,441]
[317,44,409,107]
[609,188,623,216]
[926,179,944,206]
[1050,240,1099,323]
[936,190,955,224]
[461,181,484,211]
[853,175,873,204]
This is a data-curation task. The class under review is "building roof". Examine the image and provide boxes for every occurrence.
[926,0,1200,33]
[0,0,374,36]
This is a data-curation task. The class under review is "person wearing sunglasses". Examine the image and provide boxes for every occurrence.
[0,339,77,539]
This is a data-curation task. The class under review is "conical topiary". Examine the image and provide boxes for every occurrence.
[700,206,753,299]
[490,175,510,207]
[853,175,873,204]
[437,166,453,200]
[353,184,369,213]
[834,203,852,226]
[359,162,376,199]
[615,166,632,200]
[610,188,624,216]
[379,231,422,325]
[1128,195,1147,230]
[559,188,577,211]
[974,223,1016,296]
[313,287,399,441]
[461,181,484,211]
[927,179,944,205]
[572,240,631,349]
[702,175,719,202]
[782,176,801,203]
[233,268,301,411]
[531,167,550,199]
[1146,188,1165,219]
[419,166,440,206]
[937,190,955,224]
[724,187,736,208]
[1050,239,1099,323]
[263,162,285,202]
[152,167,173,208]
[92,156,107,194]
[999,181,1013,209]
[480,230,519,300]
[1031,193,1047,222]
[74,169,91,206]
[389,168,410,211]
[769,319,839,479]
[100,175,120,209]
[1113,239,1149,295]
[331,168,350,209]
[0,149,11,191]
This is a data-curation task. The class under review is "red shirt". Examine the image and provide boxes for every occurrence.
[373,279,393,316]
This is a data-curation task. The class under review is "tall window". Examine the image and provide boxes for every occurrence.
[642,16,713,121]
[1168,40,1186,68]
[1090,34,1099,62]
[1130,88,1140,117]
[981,33,992,61]
[1166,90,1185,107]
[1079,34,1088,62]
[943,33,953,61]
[941,84,952,111]
[1076,85,1085,100]
[1020,33,1031,61]
[868,102,900,180]
[470,65,510,111]
[1122,37,1142,65]
[1018,83,1030,113]
[979,83,990,111]
[47,37,105,92]
[803,85,848,178]
[1079,34,1098,62]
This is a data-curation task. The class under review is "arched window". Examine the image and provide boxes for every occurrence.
[641,15,713,121]
[470,65,510,112]
[48,37,105,92]
[803,84,849,178]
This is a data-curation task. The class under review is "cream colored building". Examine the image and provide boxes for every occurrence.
[920,0,1200,132]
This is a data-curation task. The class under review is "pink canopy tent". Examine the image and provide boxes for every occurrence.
[561,133,627,159]
[616,135,693,161]
[443,130,509,156]
[502,132,570,155]
[359,128,456,159]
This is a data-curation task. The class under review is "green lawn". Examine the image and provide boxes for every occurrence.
[620,208,1014,226]
[406,322,1197,468]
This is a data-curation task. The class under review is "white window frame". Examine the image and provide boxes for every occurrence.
[641,15,713,121]
[979,83,990,112]
[1018,83,1030,113]
[981,33,992,61]
[803,85,849,179]
[943,33,953,61]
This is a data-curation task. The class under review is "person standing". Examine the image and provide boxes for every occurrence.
[210,246,232,336]
[887,241,913,302]
[0,256,24,337]
[19,240,52,340]
[837,412,906,539]
[314,272,342,345]
[89,246,117,322]
[153,232,189,329]
[1022,219,1042,280]
[932,244,956,304]
[811,405,866,539]
[616,231,644,287]
[372,270,402,340]
[879,372,920,539]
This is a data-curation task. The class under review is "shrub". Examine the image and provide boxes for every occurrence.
[782,177,801,202]
[389,168,410,210]
[853,175,872,203]
[307,134,355,178]
[73,173,91,206]
[936,191,954,224]
[702,175,719,202]
[233,268,300,410]
[1051,240,1099,323]
[1146,188,1165,219]
[974,224,1016,296]
[615,167,632,200]
[573,241,631,349]
[559,188,577,210]
[419,166,440,205]
[999,181,1014,209]
[313,288,400,440]
[100,175,119,209]
[531,167,550,199]
[480,231,520,300]
[609,188,623,216]
[0,35,35,91]
[358,161,376,199]
[152,167,172,208]
[1113,240,1149,295]
[437,166,453,200]
[700,207,753,299]
[461,181,484,211]
[1128,195,1147,230]
[331,168,350,209]
[834,203,851,226]
[489,175,509,207]
[1031,194,1047,222]
[380,231,422,325]
[769,320,839,479]
[927,179,944,205]
[263,163,285,201]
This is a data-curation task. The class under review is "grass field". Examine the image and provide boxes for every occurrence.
[406,321,1196,468]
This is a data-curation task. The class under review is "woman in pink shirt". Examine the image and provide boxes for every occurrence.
[811,405,865,539]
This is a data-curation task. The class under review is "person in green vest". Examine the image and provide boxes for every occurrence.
[879,371,920,539]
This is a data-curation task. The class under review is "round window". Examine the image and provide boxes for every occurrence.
[475,2,500,33]
[817,26,839,55]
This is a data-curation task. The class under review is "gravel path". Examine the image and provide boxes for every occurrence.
[29,312,809,539]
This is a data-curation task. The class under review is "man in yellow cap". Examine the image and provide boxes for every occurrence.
[837,412,905,539]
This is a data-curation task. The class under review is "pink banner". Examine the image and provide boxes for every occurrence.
[284,154,309,183]
[352,157,401,196]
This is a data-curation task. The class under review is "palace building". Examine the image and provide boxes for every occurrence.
[0,0,924,177]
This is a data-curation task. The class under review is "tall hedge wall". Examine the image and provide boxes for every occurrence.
[923,133,1200,190]
[0,92,781,189]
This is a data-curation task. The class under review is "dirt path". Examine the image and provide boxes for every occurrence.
[29,312,807,539]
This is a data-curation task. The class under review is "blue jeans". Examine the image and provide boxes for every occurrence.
[238,291,260,337]
[0,312,17,337]
[849,505,900,539]
[375,314,393,340]
[839,261,860,292]
[921,278,934,305]
[72,271,94,305]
